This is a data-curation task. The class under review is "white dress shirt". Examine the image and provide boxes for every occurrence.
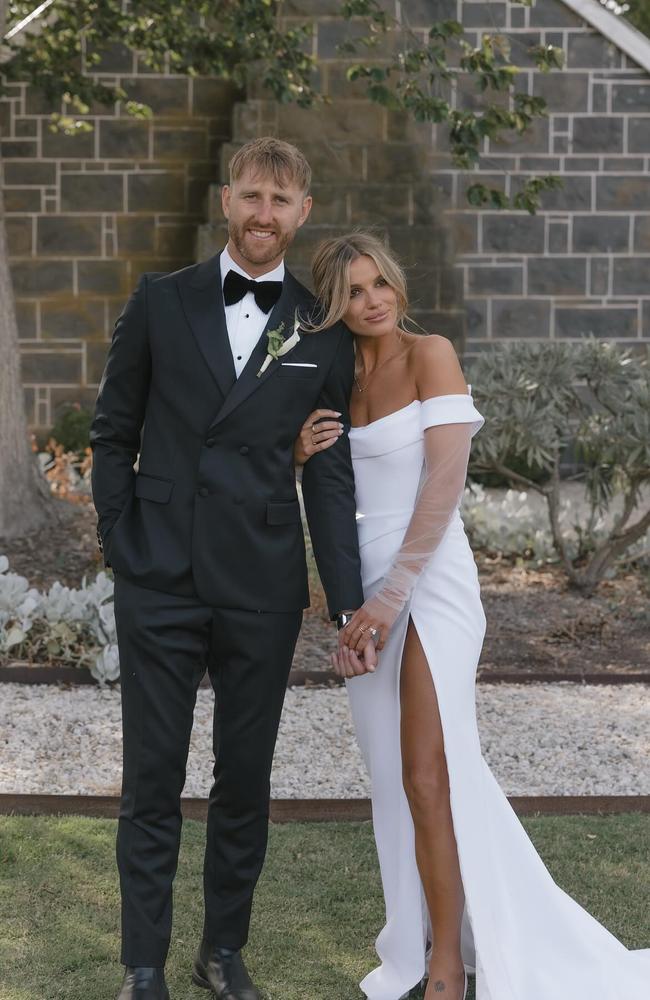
[220,246,285,379]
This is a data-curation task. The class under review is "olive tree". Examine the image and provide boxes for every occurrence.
[469,340,650,594]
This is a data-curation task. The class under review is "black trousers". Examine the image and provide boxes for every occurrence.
[113,574,302,967]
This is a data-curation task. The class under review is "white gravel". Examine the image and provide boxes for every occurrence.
[1,683,648,798]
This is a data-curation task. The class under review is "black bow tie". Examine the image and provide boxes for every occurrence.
[223,269,283,314]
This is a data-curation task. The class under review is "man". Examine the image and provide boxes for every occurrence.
[91,137,373,1000]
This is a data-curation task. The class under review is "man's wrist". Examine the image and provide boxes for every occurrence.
[335,610,356,630]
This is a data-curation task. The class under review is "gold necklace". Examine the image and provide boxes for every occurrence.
[354,347,407,393]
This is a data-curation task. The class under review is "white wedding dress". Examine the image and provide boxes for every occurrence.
[346,393,649,1000]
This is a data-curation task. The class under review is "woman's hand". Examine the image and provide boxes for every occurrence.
[294,409,343,466]
[339,594,403,656]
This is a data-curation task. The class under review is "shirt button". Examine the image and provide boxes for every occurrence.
[239,445,250,455]
[205,438,215,448]
[236,355,242,361]
[198,487,209,497]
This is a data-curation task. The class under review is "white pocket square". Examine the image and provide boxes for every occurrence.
[281,362,318,368]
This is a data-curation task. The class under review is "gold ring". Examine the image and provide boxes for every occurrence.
[358,624,367,633]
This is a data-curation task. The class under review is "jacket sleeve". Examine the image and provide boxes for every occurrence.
[301,327,364,618]
[90,275,151,553]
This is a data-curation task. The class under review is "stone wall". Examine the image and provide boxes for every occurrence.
[1,45,235,432]
[199,2,465,347]
[441,0,650,354]
[201,0,650,360]
[3,0,650,431]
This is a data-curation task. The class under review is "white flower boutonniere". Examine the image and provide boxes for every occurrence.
[256,310,302,377]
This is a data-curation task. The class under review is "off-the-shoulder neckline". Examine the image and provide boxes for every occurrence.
[350,392,473,431]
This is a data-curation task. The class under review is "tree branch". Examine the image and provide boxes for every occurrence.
[580,505,650,592]
[612,483,640,535]
[491,462,548,495]
[544,461,579,584]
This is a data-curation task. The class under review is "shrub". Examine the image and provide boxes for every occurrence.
[469,340,650,593]
[0,556,118,683]
[37,441,92,502]
[461,484,649,569]
[50,403,93,456]
[461,484,556,563]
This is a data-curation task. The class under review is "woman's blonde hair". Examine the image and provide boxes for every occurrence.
[307,231,412,333]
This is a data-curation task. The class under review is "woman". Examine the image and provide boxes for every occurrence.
[294,232,649,1000]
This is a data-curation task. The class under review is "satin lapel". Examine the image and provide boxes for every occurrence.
[177,251,236,400]
[211,277,298,428]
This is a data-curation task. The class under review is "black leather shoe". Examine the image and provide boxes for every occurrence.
[117,966,170,999]
[192,942,262,999]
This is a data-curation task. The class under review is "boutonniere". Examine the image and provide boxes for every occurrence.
[257,310,302,377]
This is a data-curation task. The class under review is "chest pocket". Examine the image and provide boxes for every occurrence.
[277,364,318,379]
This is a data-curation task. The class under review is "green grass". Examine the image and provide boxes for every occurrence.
[0,815,648,999]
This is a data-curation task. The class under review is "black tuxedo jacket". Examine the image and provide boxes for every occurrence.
[90,252,364,617]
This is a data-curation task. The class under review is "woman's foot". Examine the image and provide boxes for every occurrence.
[423,958,466,999]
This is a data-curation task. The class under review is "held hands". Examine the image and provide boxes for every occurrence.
[294,409,344,465]
[332,593,404,678]
[331,635,378,679]
[341,593,402,656]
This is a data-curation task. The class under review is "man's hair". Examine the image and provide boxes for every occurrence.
[228,137,312,195]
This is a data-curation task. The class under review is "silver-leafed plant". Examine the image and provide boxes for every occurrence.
[469,339,650,594]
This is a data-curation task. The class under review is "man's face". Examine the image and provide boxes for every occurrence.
[222,168,312,275]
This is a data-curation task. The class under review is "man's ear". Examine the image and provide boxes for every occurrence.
[297,194,313,228]
[221,184,231,219]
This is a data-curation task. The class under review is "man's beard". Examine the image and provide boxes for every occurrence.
[228,219,294,266]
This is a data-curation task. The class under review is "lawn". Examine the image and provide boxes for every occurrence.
[0,815,648,999]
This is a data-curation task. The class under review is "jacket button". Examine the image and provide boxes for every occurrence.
[205,437,215,448]
[239,445,250,455]
[198,487,209,497]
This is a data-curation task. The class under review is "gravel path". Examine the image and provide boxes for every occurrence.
[1,683,648,798]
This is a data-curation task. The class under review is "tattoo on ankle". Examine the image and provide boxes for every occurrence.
[433,982,446,993]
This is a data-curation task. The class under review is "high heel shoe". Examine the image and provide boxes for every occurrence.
[462,969,468,1000]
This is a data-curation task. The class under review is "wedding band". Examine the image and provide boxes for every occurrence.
[358,624,367,633]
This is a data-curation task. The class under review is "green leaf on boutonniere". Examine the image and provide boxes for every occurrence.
[257,313,302,377]
[266,322,286,360]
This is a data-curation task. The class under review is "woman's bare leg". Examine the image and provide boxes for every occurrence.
[400,619,466,1000]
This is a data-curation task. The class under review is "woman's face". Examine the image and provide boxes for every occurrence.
[342,255,399,338]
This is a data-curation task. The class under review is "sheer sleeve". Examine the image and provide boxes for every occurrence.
[365,393,484,619]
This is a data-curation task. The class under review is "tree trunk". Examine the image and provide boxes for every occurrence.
[0,186,51,539]
[0,0,51,539]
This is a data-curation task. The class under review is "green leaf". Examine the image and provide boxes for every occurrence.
[467,183,490,207]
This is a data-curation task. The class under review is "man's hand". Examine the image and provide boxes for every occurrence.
[330,636,377,679]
